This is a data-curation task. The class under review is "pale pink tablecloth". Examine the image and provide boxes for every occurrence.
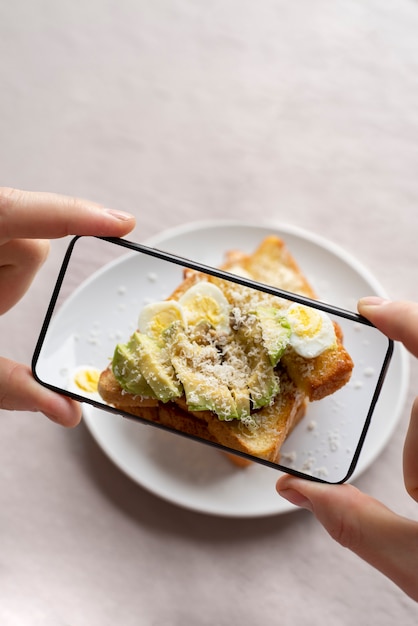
[1,2,418,624]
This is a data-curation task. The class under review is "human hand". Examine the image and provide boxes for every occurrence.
[276,298,418,602]
[0,187,135,426]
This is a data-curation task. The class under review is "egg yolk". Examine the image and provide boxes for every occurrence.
[183,295,223,327]
[74,368,100,393]
[290,306,323,338]
[148,308,184,336]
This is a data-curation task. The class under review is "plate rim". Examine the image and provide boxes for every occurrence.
[81,219,409,517]
[144,218,393,297]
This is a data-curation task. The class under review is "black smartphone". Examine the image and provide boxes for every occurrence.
[32,235,393,483]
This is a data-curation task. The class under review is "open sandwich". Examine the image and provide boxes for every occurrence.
[98,236,354,467]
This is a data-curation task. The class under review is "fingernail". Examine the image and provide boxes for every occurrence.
[358,296,389,307]
[103,208,135,221]
[278,488,313,512]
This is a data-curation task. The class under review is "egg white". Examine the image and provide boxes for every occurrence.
[69,365,102,400]
[178,282,231,332]
[286,303,336,358]
[138,300,186,338]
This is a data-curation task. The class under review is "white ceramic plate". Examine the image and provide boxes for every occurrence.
[38,221,410,517]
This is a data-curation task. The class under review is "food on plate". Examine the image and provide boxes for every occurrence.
[98,236,354,467]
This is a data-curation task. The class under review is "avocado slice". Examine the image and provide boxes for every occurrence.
[112,340,156,397]
[255,306,291,366]
[219,338,252,420]
[168,327,239,420]
[231,386,251,420]
[248,357,280,410]
[234,312,280,409]
[132,331,183,403]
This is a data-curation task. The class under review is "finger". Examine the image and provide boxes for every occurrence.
[0,187,135,242]
[358,297,418,358]
[0,239,50,314]
[0,357,82,427]
[404,397,418,502]
[276,475,418,601]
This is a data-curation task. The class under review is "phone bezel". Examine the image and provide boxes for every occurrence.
[32,236,394,483]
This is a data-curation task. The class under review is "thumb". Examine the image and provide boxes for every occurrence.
[0,357,81,426]
[358,297,418,358]
[276,475,418,601]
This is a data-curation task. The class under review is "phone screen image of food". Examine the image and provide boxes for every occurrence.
[32,235,393,484]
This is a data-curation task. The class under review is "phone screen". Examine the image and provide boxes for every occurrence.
[32,236,393,483]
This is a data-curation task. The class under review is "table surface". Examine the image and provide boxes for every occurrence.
[1,1,418,624]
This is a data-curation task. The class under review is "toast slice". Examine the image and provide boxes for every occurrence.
[97,236,353,466]
[98,363,307,464]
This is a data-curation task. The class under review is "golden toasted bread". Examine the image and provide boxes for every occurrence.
[225,235,317,298]
[98,364,307,464]
[281,322,354,401]
[97,235,353,467]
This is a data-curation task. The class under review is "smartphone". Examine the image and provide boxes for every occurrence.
[32,235,393,483]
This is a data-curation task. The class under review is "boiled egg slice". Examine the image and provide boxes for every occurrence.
[138,300,186,339]
[178,282,231,333]
[286,303,336,358]
[70,365,102,400]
